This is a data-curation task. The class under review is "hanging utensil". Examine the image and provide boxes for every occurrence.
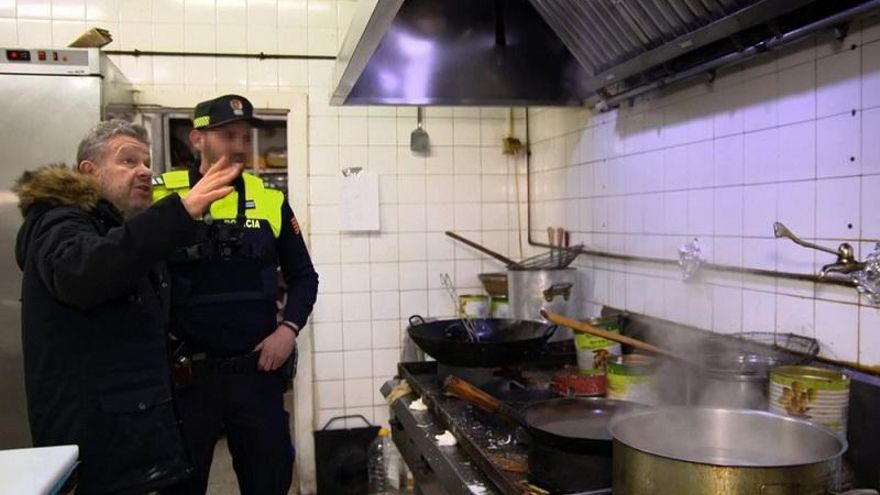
[410,106,430,154]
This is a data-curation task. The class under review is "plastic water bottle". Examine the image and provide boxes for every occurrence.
[367,428,390,493]
[385,432,403,490]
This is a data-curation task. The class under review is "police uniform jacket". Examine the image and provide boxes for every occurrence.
[13,166,193,495]
[153,167,318,356]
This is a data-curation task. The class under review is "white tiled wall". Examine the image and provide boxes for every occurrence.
[308,105,527,428]
[529,19,880,367]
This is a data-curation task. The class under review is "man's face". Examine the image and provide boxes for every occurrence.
[84,135,153,215]
[191,121,253,172]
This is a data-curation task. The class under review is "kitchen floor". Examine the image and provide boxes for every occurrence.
[205,390,411,494]
[205,438,246,495]
[207,440,413,495]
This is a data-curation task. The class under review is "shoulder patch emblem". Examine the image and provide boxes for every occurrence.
[290,215,301,235]
[152,176,165,186]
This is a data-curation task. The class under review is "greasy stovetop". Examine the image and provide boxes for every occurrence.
[397,358,612,495]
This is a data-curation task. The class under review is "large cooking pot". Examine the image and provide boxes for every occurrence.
[445,375,643,493]
[610,407,848,495]
[406,316,556,367]
[508,268,577,340]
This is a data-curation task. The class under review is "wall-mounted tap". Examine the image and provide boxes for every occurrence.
[772,222,864,279]
[819,243,864,277]
[774,222,880,304]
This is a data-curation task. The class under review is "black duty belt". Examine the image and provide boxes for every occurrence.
[172,349,296,390]
[191,352,260,375]
[173,351,261,390]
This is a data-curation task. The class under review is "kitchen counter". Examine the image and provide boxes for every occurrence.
[0,445,78,495]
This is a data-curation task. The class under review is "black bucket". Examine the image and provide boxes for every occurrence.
[313,415,380,495]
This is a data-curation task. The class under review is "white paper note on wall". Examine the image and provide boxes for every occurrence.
[338,170,380,232]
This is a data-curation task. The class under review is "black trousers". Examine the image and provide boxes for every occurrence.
[164,372,293,495]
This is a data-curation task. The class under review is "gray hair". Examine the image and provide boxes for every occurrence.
[76,119,149,166]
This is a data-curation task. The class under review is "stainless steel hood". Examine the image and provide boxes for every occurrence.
[331,0,592,106]
[332,0,880,107]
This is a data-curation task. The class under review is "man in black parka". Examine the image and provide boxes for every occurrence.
[13,120,241,495]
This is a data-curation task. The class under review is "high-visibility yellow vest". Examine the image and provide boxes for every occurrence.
[153,170,284,238]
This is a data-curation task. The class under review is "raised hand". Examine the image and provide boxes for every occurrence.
[180,156,242,218]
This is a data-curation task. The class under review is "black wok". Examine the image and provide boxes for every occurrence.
[406,315,556,367]
[444,375,643,492]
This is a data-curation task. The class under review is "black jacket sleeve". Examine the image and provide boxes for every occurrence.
[277,202,319,329]
[32,195,195,310]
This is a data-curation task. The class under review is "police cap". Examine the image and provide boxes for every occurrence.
[192,94,263,130]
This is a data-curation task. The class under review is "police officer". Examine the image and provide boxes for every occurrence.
[155,95,319,495]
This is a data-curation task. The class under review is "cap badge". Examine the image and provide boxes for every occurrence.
[230,98,244,116]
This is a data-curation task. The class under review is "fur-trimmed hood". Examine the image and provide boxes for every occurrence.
[13,164,100,216]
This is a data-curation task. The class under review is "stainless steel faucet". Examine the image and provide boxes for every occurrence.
[774,222,880,304]
[772,222,864,278]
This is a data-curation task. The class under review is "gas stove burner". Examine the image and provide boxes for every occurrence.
[436,363,560,404]
[435,363,508,390]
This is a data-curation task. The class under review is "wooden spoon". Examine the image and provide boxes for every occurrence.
[540,309,703,368]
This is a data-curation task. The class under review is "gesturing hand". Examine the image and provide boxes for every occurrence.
[180,156,243,218]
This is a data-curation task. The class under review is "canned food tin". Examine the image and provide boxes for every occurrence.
[606,354,658,405]
[574,321,622,375]
[489,296,510,318]
[549,369,606,396]
[769,365,850,434]
[458,294,489,318]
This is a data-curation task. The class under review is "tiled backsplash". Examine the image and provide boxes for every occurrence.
[528,19,880,368]
[307,105,528,427]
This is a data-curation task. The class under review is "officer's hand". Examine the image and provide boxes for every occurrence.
[180,156,242,218]
[253,325,296,371]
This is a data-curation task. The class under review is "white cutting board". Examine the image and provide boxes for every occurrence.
[0,445,78,494]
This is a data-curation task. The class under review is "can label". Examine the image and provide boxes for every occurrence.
[574,326,621,375]
[606,354,658,405]
[769,366,849,434]
[458,295,489,318]
[490,297,510,318]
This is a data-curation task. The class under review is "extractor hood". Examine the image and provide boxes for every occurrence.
[331,0,880,107]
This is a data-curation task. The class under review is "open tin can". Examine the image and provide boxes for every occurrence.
[769,365,850,434]
[606,354,658,405]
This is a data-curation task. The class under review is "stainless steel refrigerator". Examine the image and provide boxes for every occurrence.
[0,48,133,448]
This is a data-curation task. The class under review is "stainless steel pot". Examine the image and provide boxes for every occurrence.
[508,267,576,321]
[610,407,847,495]
[688,353,771,410]
[696,370,768,409]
